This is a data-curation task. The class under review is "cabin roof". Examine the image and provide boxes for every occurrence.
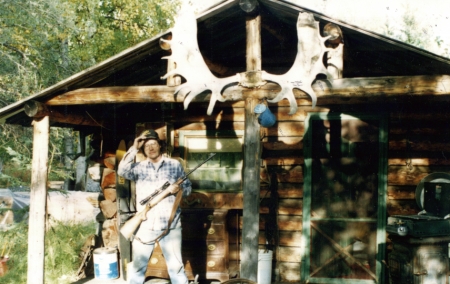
[1,0,450,127]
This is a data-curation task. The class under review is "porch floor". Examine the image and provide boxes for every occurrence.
[71,276,290,284]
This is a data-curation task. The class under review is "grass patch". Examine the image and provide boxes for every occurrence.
[0,221,97,283]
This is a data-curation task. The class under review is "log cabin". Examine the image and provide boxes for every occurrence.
[1,0,450,283]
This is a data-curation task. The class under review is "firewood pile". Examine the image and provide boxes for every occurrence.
[90,152,119,249]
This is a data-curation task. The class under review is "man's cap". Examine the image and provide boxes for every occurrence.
[140,129,159,140]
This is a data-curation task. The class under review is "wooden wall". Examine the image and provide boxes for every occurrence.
[166,98,450,282]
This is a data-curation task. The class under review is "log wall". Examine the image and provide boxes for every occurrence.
[166,99,450,282]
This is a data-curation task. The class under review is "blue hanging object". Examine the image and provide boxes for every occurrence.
[254,104,276,128]
[254,104,266,114]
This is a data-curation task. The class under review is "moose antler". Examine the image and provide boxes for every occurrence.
[162,6,341,116]
[262,12,340,115]
[161,4,239,115]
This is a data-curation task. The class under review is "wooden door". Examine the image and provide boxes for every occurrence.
[301,113,387,283]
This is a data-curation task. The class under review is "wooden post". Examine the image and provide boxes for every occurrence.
[246,13,261,71]
[27,116,49,284]
[241,11,261,282]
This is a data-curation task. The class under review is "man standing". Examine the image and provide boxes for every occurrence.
[118,129,192,284]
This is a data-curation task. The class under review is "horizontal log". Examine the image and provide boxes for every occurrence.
[264,156,304,166]
[45,75,450,106]
[260,183,303,198]
[388,158,450,166]
[389,140,450,152]
[387,185,416,200]
[262,137,303,151]
[261,198,303,215]
[24,100,103,127]
[387,200,419,216]
[388,165,450,186]
[228,214,303,232]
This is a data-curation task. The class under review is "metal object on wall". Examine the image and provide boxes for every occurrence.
[387,172,450,284]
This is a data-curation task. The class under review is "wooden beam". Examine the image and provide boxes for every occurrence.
[24,100,103,127]
[45,75,450,106]
[241,98,262,281]
[241,12,262,282]
[27,116,49,284]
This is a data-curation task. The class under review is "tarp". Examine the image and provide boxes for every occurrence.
[0,189,101,226]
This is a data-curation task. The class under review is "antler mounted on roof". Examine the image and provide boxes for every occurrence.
[262,12,341,115]
[161,5,342,116]
[160,4,239,115]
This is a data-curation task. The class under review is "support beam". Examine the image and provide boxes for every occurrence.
[241,97,261,281]
[241,12,261,282]
[24,100,103,127]
[27,116,49,284]
[45,75,450,106]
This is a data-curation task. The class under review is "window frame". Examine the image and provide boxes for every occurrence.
[178,130,244,192]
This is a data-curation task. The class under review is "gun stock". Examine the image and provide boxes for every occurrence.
[120,207,149,240]
[120,188,172,240]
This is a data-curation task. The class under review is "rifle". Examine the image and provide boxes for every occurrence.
[120,153,216,240]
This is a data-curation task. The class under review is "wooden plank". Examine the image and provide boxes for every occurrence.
[45,75,450,106]
[27,116,49,284]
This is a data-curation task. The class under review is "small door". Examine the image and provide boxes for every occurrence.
[301,113,387,283]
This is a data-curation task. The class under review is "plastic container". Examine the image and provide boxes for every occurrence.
[93,247,119,280]
[257,249,273,284]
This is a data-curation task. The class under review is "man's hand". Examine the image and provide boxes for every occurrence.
[167,184,181,195]
[133,134,147,150]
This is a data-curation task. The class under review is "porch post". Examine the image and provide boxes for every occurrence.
[241,9,261,281]
[27,116,49,284]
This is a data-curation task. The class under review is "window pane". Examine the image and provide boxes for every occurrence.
[181,132,243,191]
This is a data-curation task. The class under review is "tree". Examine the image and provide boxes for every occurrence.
[65,0,179,68]
[0,0,180,186]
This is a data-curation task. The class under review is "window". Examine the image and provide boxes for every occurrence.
[179,130,244,191]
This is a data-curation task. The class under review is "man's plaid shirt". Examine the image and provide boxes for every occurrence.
[118,147,192,231]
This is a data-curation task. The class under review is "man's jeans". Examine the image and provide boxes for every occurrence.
[128,227,188,284]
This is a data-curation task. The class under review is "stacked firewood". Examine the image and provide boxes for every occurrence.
[94,153,119,248]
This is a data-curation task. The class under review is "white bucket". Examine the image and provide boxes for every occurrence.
[258,250,273,284]
[93,247,119,280]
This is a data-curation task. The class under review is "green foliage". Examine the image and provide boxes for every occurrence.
[0,0,78,102]
[0,0,180,186]
[382,5,431,51]
[0,221,97,284]
[0,125,73,185]
[65,0,179,68]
